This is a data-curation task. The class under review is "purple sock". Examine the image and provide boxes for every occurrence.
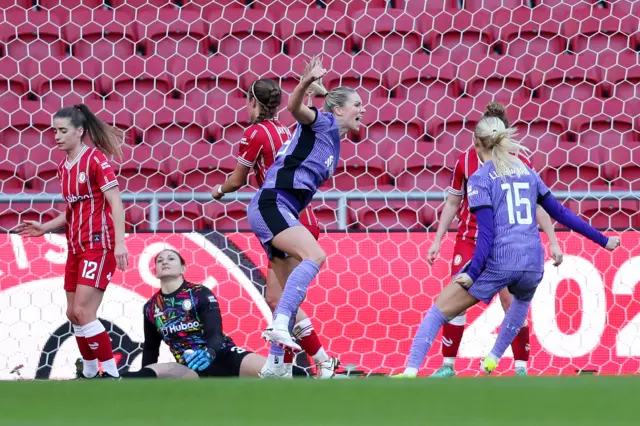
[407,305,448,370]
[274,260,320,319]
[490,298,531,359]
[269,343,285,357]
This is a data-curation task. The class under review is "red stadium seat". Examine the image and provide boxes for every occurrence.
[311,201,340,231]
[205,201,250,232]
[243,53,307,98]
[136,8,209,59]
[107,0,177,8]
[171,141,237,192]
[320,0,388,15]
[0,57,28,102]
[133,99,209,146]
[389,141,454,192]
[387,53,459,102]
[23,57,103,109]
[0,9,66,60]
[0,145,27,194]
[1,100,57,151]
[172,54,246,105]
[351,9,424,58]
[457,55,531,105]
[562,7,637,55]
[464,0,528,11]
[323,53,390,103]
[325,140,391,191]
[99,56,174,111]
[494,7,566,60]
[32,0,106,8]
[0,202,62,232]
[540,142,609,192]
[576,200,640,230]
[23,145,66,194]
[531,55,604,102]
[205,98,252,145]
[424,9,494,59]
[401,0,458,15]
[348,201,432,231]
[360,97,424,153]
[279,8,351,58]
[245,0,318,18]
[603,60,640,101]
[112,144,173,193]
[210,8,280,58]
[156,202,206,232]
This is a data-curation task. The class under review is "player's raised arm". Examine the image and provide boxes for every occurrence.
[288,56,327,125]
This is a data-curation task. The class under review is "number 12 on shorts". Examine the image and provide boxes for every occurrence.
[502,182,532,225]
[82,260,98,280]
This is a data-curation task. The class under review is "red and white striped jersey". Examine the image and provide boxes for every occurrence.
[58,145,118,254]
[447,149,534,241]
[236,119,319,229]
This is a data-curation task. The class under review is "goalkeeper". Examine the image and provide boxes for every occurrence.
[122,249,307,379]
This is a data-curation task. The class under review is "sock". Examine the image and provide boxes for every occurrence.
[293,319,328,363]
[274,260,320,320]
[511,325,530,365]
[268,344,285,367]
[82,320,119,378]
[489,298,531,360]
[121,367,157,379]
[73,324,98,377]
[284,352,294,364]
[407,305,448,370]
[441,323,465,359]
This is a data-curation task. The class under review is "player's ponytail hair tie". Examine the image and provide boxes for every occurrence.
[251,82,266,107]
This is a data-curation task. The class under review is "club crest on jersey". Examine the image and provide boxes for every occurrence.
[453,254,462,266]
[78,172,86,183]
[182,299,193,311]
[92,233,101,243]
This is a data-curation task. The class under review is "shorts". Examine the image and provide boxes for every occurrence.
[299,205,320,241]
[248,189,304,260]
[197,345,252,378]
[463,268,544,304]
[451,238,476,276]
[64,249,116,292]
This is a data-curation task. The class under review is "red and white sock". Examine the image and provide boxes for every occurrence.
[441,313,466,366]
[73,324,98,378]
[293,318,329,363]
[511,324,530,370]
[82,320,119,378]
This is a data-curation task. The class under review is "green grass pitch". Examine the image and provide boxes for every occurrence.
[0,376,636,426]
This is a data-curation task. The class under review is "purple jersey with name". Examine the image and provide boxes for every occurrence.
[467,160,550,273]
[262,107,340,196]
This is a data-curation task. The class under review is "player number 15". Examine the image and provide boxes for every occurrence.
[501,182,532,225]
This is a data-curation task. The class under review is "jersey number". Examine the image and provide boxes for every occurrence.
[501,182,533,225]
[230,346,247,354]
[82,260,98,280]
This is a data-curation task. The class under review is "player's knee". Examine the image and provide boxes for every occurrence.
[66,307,77,324]
[73,306,96,325]
[265,290,279,312]
[303,249,326,267]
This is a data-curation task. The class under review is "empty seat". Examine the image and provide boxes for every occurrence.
[156,202,206,232]
[137,8,209,59]
[206,98,252,145]
[250,0,318,18]
[464,0,528,11]
[0,202,62,232]
[279,8,351,58]
[539,141,608,191]
[389,141,455,192]
[603,60,640,101]
[402,0,458,15]
[0,56,28,103]
[112,144,173,193]
[457,55,531,105]
[0,145,27,194]
[32,0,107,8]
[133,99,209,146]
[424,9,494,59]
[323,53,390,103]
[387,53,458,101]
[0,9,66,60]
[348,200,432,231]
[319,0,388,15]
[324,140,391,191]
[360,97,424,151]
[172,54,246,104]
[65,7,137,61]
[210,8,280,58]
[563,8,636,55]
[310,201,340,231]
[576,200,640,230]
[531,55,603,102]
[1,100,57,151]
[205,201,250,232]
[23,145,66,193]
[351,9,424,57]
[243,53,304,97]
[170,141,237,192]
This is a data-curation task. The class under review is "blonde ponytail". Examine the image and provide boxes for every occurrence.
[475,116,529,179]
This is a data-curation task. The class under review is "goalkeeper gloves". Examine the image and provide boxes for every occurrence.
[184,348,216,372]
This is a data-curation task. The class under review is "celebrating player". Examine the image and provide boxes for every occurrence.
[429,102,563,377]
[17,104,128,379]
[122,249,308,379]
[212,78,339,378]
[394,109,620,378]
[246,57,364,368]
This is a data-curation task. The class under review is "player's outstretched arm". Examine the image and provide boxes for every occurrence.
[288,56,327,125]
[428,193,462,265]
[535,205,563,266]
[15,212,66,237]
[213,162,251,200]
[141,313,162,368]
[539,192,619,250]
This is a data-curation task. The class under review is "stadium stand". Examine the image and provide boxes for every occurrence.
[0,0,638,233]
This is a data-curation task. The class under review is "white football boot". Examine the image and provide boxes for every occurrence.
[316,357,341,379]
[262,323,302,352]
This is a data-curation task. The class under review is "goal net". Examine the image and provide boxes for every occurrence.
[0,0,639,379]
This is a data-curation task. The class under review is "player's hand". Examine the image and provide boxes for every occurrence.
[453,273,473,289]
[114,242,129,271]
[427,240,441,265]
[15,220,46,237]
[185,349,215,372]
[303,55,327,85]
[550,243,563,267]
[212,185,224,200]
[605,236,621,251]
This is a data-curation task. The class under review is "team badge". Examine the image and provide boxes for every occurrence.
[182,299,193,311]
[453,254,462,266]
[78,172,86,183]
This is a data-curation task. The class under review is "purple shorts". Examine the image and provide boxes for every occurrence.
[248,189,303,260]
[461,268,544,304]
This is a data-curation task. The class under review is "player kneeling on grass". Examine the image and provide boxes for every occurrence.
[122,249,307,379]
[393,113,620,378]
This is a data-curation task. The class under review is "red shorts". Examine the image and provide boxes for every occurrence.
[64,250,116,292]
[450,238,476,277]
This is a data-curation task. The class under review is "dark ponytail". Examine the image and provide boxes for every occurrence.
[249,79,282,123]
[54,104,124,159]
